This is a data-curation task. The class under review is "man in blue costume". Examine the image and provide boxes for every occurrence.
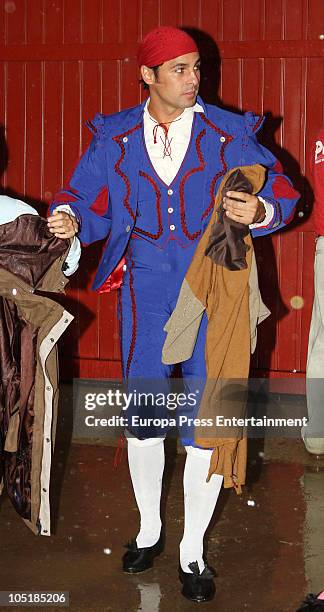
[48,26,299,602]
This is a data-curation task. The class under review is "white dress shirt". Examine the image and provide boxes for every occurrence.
[0,195,81,276]
[143,99,204,186]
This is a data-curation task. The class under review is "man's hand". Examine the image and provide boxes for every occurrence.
[223,191,266,225]
[47,209,79,238]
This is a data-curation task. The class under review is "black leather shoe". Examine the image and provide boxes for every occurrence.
[122,533,164,573]
[296,592,324,611]
[179,561,216,602]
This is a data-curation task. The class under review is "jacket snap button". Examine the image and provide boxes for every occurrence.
[123,136,128,143]
[220,136,226,142]
[167,189,173,196]
[122,264,127,271]
[170,224,175,231]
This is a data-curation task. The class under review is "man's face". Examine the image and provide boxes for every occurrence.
[143,52,201,112]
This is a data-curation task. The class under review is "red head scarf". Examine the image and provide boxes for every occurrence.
[137,26,198,68]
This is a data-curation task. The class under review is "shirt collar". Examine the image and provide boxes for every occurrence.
[143,98,204,122]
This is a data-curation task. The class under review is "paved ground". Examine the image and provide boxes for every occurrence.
[0,390,324,612]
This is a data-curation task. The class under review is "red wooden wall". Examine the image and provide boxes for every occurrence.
[0,0,323,379]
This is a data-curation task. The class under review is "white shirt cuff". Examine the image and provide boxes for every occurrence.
[249,196,274,229]
[54,204,75,217]
[64,237,81,276]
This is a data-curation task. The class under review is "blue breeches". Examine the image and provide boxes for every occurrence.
[119,237,207,445]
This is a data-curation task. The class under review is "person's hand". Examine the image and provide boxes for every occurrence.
[222,191,266,225]
[47,209,79,238]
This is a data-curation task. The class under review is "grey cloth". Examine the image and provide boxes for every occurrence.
[162,251,270,365]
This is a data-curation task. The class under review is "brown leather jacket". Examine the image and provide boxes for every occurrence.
[0,214,73,535]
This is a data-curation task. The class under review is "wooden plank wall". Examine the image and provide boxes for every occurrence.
[0,0,323,378]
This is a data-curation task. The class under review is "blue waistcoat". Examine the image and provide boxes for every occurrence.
[133,112,210,249]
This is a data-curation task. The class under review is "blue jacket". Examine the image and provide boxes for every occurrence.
[52,96,300,290]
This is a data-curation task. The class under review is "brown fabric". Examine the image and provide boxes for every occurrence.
[4,407,20,452]
[162,253,270,365]
[249,252,271,353]
[0,215,73,534]
[205,168,253,270]
[185,165,266,493]
[0,214,70,288]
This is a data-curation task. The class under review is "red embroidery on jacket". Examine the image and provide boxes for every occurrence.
[126,251,137,378]
[253,116,263,132]
[199,114,233,220]
[117,287,125,377]
[113,124,142,222]
[134,171,163,240]
[200,114,231,139]
[179,129,206,241]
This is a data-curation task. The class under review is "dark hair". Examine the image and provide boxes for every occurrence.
[140,65,161,89]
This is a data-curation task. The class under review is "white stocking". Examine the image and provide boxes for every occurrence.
[127,435,165,548]
[180,446,223,573]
